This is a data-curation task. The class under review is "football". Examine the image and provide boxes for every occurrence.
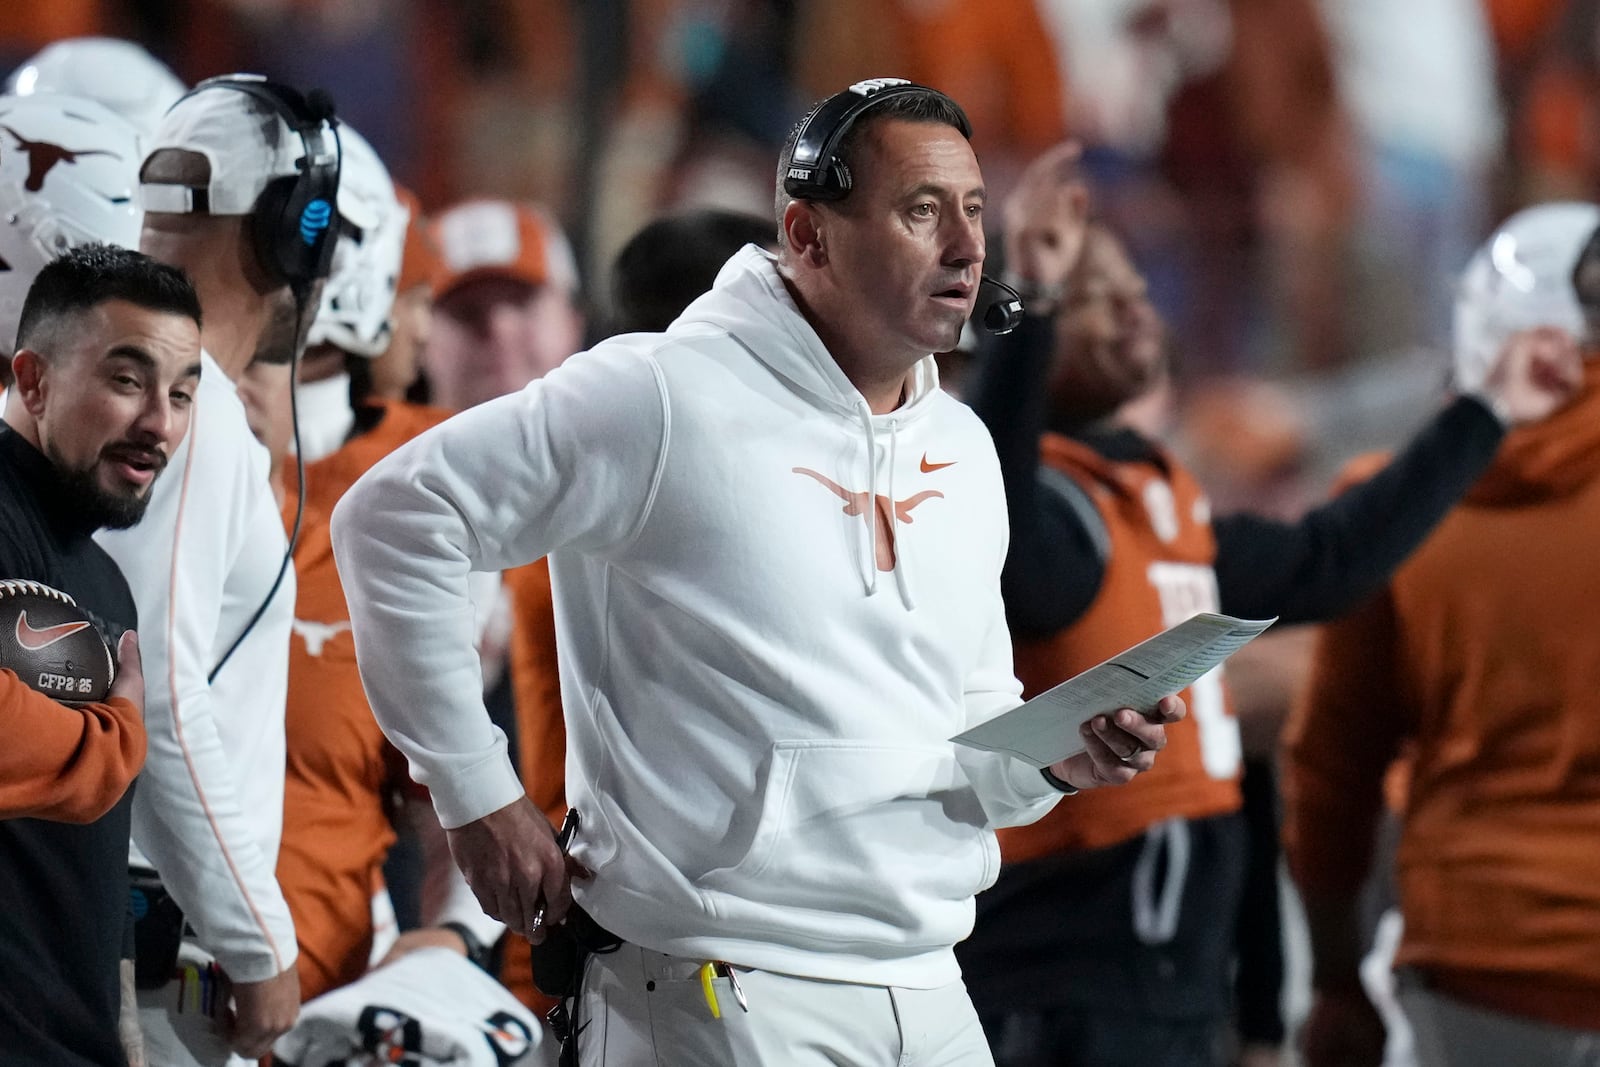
[0,580,115,705]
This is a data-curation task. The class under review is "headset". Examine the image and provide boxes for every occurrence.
[153,75,342,681]
[783,77,1024,334]
[170,74,342,296]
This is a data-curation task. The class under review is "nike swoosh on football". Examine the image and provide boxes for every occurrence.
[15,611,92,651]
[920,453,957,473]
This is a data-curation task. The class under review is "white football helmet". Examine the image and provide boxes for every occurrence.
[6,37,186,137]
[0,92,144,355]
[1455,202,1600,392]
[306,123,407,358]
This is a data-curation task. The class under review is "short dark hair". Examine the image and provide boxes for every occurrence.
[609,210,778,334]
[774,86,972,228]
[16,244,203,354]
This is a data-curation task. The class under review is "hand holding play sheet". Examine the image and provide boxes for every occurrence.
[953,613,1276,768]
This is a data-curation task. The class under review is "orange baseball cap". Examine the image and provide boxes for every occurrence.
[394,185,444,295]
[430,198,577,299]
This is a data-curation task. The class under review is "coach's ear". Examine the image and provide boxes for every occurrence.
[9,349,48,416]
[782,200,827,269]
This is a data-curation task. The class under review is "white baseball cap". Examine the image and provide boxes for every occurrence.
[139,75,333,217]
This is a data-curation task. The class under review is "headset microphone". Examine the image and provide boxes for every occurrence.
[979,274,1024,334]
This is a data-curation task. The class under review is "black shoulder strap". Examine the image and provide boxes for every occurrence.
[1037,465,1112,566]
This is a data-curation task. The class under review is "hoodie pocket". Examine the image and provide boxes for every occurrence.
[697,740,994,934]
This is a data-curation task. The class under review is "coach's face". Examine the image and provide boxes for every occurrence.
[14,299,201,527]
[821,119,987,362]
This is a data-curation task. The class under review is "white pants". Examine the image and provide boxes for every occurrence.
[577,943,995,1066]
[1399,972,1600,1067]
[138,940,251,1067]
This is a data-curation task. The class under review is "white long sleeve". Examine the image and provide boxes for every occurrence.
[97,354,297,983]
[331,346,667,830]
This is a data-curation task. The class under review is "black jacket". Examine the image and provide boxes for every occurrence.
[0,424,138,1067]
[968,314,1504,638]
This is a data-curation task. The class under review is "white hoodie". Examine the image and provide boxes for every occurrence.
[331,247,1062,988]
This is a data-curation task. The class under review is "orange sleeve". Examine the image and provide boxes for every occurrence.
[1280,590,1412,900]
[791,0,908,102]
[0,668,144,823]
[505,562,568,827]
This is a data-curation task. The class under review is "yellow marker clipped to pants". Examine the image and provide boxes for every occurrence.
[699,962,722,1019]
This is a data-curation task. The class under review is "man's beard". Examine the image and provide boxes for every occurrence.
[54,449,164,530]
[253,284,317,367]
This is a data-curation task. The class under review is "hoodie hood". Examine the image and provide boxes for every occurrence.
[1470,359,1600,506]
[674,244,945,604]
[675,244,941,420]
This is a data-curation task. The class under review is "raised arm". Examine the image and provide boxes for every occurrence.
[1216,327,1581,623]
[966,143,1106,638]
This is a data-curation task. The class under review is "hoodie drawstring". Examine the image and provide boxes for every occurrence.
[888,418,915,609]
[853,403,916,609]
[856,402,879,597]
[1132,817,1191,946]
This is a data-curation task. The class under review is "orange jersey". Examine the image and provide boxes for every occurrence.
[294,400,454,519]
[0,1,107,46]
[505,560,567,828]
[1284,369,1600,1030]
[889,0,1067,159]
[277,401,451,1001]
[1000,433,1241,863]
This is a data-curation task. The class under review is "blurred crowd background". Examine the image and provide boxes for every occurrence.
[6,1,1593,374]
[6,0,1593,492]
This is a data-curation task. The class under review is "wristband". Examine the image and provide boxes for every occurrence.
[1040,766,1080,795]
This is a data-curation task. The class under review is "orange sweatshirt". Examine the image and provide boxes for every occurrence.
[1284,368,1600,1031]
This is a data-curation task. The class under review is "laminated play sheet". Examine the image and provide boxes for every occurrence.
[952,612,1276,768]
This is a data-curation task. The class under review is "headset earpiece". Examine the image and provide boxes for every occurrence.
[783,78,971,202]
[167,75,341,290]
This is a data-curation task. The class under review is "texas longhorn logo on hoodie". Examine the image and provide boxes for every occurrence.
[792,455,954,570]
